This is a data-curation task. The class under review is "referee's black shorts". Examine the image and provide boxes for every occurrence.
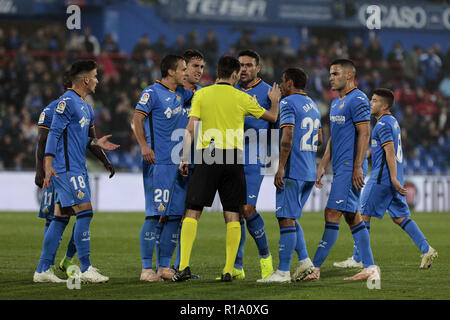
[185,149,246,213]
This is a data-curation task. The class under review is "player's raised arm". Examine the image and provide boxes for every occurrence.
[132,111,155,164]
[353,121,370,189]
[259,83,281,123]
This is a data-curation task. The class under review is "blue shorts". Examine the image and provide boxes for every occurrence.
[244,164,264,206]
[327,169,362,213]
[52,170,91,208]
[276,178,314,219]
[361,180,410,219]
[38,184,56,219]
[143,163,189,217]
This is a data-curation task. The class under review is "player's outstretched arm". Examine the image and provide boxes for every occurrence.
[132,111,155,164]
[260,83,281,123]
[90,135,120,151]
[88,126,115,178]
[275,126,293,189]
[35,128,49,188]
[383,142,407,196]
[316,138,331,189]
[353,122,370,189]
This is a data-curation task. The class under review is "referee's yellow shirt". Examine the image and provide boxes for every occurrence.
[189,83,266,150]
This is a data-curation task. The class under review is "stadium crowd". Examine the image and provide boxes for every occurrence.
[0,26,449,173]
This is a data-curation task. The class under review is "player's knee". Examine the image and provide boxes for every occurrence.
[242,205,256,218]
[278,218,295,228]
[324,208,341,223]
[392,217,405,225]
[343,211,359,226]
[73,201,92,213]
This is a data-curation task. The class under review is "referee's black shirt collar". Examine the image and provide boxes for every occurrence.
[216,82,232,86]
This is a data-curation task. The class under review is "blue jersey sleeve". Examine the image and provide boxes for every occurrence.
[88,104,95,129]
[351,97,371,124]
[135,88,155,116]
[45,99,72,157]
[279,99,295,128]
[377,123,394,147]
[38,107,54,129]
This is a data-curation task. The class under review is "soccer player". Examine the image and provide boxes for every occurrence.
[172,55,280,282]
[303,59,380,281]
[334,88,438,269]
[38,60,119,283]
[132,54,193,282]
[172,49,205,274]
[232,49,274,280]
[258,68,321,283]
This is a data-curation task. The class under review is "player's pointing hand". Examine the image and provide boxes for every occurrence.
[95,135,120,151]
[268,83,281,103]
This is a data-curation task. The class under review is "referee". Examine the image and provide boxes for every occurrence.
[172,55,280,282]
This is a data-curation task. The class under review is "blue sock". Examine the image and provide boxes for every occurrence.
[312,222,340,268]
[174,220,183,270]
[140,217,158,269]
[295,221,308,261]
[400,218,429,254]
[246,212,270,258]
[351,222,374,268]
[234,218,246,270]
[278,226,297,272]
[155,219,163,271]
[74,210,93,272]
[65,223,77,259]
[158,217,182,268]
[37,216,69,273]
[353,221,370,263]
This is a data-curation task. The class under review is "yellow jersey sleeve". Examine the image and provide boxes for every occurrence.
[188,91,201,119]
[240,91,265,119]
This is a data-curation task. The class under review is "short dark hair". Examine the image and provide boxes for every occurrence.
[63,71,72,90]
[160,54,185,78]
[283,68,308,90]
[217,55,241,79]
[373,88,394,108]
[183,49,204,63]
[330,58,356,70]
[238,49,260,66]
[69,60,97,80]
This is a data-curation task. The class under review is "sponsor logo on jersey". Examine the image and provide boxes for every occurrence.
[79,116,90,128]
[139,92,150,105]
[38,112,46,124]
[164,105,183,119]
[330,115,346,124]
[56,100,66,114]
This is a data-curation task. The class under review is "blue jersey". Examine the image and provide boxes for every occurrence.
[370,113,404,186]
[45,89,95,173]
[135,81,193,164]
[279,92,321,181]
[38,99,58,130]
[329,88,370,172]
[236,79,272,165]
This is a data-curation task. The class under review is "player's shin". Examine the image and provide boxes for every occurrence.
[351,222,374,268]
[74,210,93,272]
[278,226,297,272]
[399,218,430,254]
[312,222,340,267]
[37,216,70,273]
[158,217,182,269]
[295,221,308,261]
[140,217,158,269]
[234,217,246,270]
[246,212,270,258]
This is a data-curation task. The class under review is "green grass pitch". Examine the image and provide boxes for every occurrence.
[0,211,449,300]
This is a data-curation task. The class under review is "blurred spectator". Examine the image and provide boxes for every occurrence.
[403,46,423,86]
[439,74,450,98]
[102,33,120,53]
[348,36,365,65]
[132,34,152,57]
[5,27,22,50]
[420,47,443,91]
[150,35,169,57]
[202,29,218,68]
[78,27,101,56]
[27,28,48,51]
[366,37,383,62]
[414,88,438,119]
[172,35,187,53]
[387,41,405,78]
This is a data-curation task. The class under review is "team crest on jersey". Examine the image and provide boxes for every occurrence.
[56,101,66,114]
[139,92,150,105]
[77,190,85,200]
[339,102,345,109]
[38,112,46,124]
[157,203,165,212]
[176,95,181,102]
[372,139,378,147]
